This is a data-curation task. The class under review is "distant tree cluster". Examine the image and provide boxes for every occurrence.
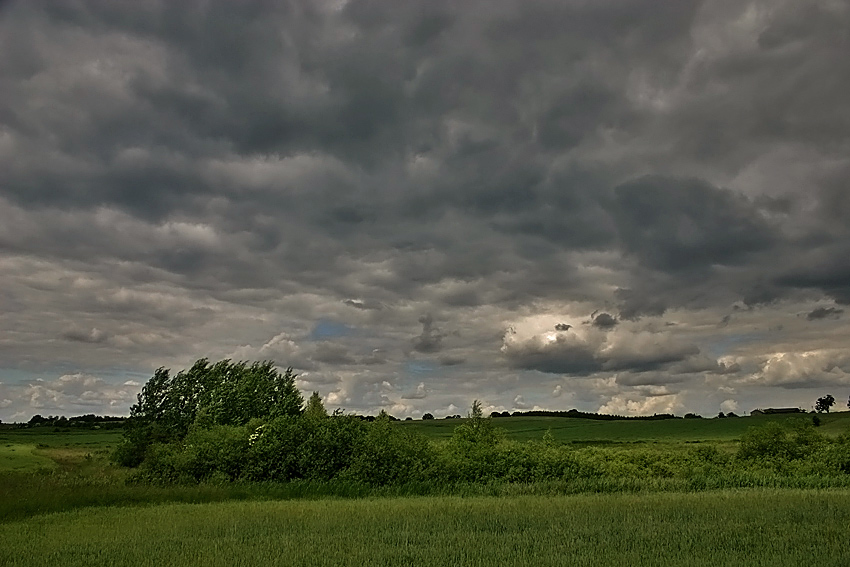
[506,409,681,421]
[26,414,126,429]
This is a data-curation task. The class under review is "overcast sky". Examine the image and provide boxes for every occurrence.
[1,0,849,422]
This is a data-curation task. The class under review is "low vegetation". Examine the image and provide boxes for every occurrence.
[3,358,850,565]
[101,360,850,490]
[2,491,849,567]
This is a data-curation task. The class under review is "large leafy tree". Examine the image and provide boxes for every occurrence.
[815,394,835,413]
[115,359,303,466]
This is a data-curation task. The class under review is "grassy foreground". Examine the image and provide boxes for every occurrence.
[2,490,849,567]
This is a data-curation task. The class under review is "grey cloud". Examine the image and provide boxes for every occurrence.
[503,327,708,377]
[777,258,850,305]
[600,334,700,373]
[591,313,617,330]
[311,343,357,366]
[412,314,446,354]
[438,355,466,367]
[21,373,138,415]
[615,373,687,387]
[806,306,844,321]
[615,287,668,321]
[0,0,848,420]
[401,382,428,400]
[746,350,850,389]
[501,332,601,376]
[61,327,108,344]
[612,176,777,273]
[360,350,389,366]
[343,299,383,310]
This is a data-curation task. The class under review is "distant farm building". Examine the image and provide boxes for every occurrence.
[750,408,805,416]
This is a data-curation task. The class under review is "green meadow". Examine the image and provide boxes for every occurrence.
[3,413,850,565]
[2,491,849,567]
[399,411,850,443]
[0,443,56,473]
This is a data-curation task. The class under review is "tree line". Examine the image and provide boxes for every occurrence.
[112,359,850,487]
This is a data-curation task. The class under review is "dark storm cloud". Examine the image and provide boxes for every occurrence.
[591,313,617,330]
[502,333,599,375]
[1,0,849,419]
[615,287,669,321]
[612,176,777,273]
[777,260,850,305]
[806,307,843,321]
[0,0,804,307]
[502,328,705,376]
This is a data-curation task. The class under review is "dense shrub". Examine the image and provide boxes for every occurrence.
[737,421,825,463]
[344,412,436,485]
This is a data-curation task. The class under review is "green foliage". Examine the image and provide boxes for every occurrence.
[304,391,328,420]
[450,400,503,447]
[815,394,835,413]
[135,424,251,483]
[0,444,57,473]
[735,421,834,476]
[113,388,850,490]
[115,359,303,467]
[345,411,435,485]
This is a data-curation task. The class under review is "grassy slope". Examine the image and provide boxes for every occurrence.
[2,490,849,567]
[399,411,850,443]
[0,428,122,474]
[0,444,56,473]
[0,427,123,448]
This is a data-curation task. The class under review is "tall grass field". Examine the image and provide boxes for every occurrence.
[2,490,849,567]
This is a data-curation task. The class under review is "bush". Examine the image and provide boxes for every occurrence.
[344,412,435,485]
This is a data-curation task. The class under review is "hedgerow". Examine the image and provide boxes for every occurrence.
[117,359,850,487]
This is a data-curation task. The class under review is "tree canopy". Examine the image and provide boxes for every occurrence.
[815,394,835,413]
[115,359,303,466]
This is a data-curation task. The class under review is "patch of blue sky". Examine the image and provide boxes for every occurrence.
[404,359,437,376]
[309,319,356,341]
[703,333,767,358]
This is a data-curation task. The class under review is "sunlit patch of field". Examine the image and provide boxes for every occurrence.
[0,444,56,473]
[2,490,849,567]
